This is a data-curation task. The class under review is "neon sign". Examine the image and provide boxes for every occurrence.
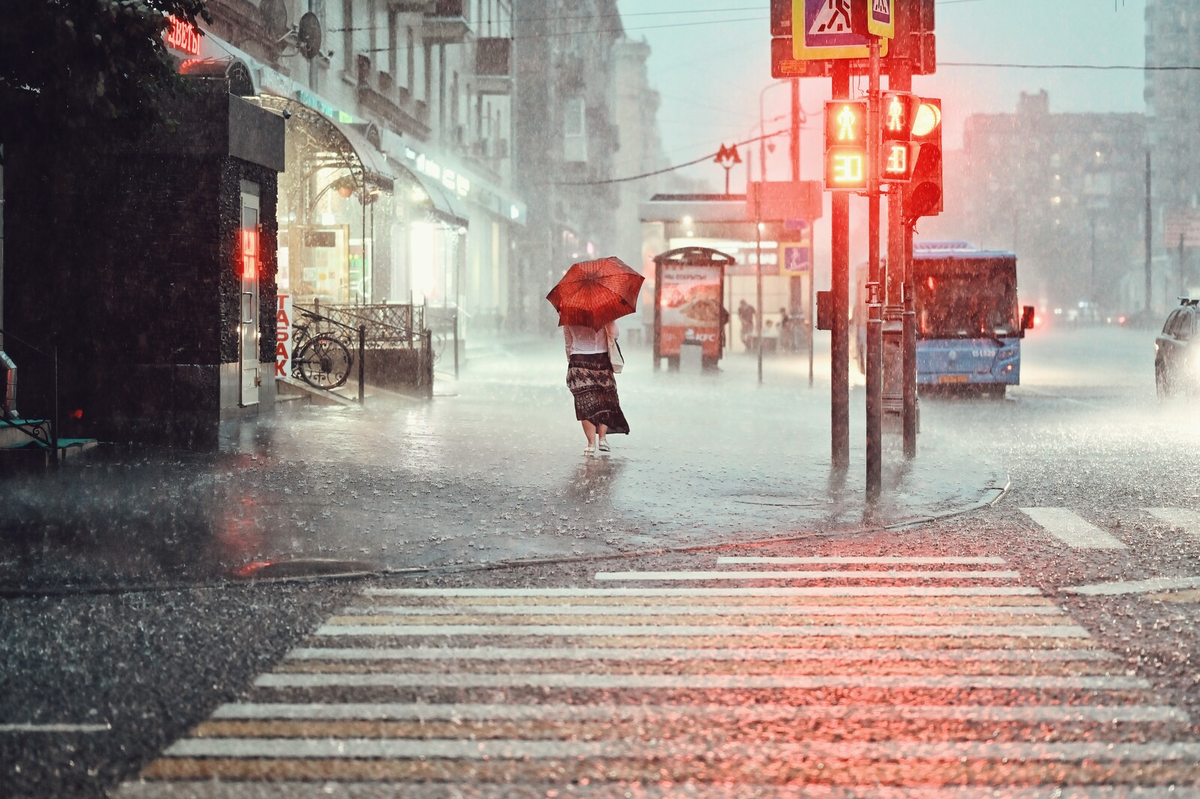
[164,15,201,55]
[242,229,259,279]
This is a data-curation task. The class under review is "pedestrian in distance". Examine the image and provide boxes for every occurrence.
[738,300,756,349]
[564,320,630,456]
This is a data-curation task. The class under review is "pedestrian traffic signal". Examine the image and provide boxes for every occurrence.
[824,101,868,192]
[881,92,921,142]
[882,142,918,182]
[903,98,943,223]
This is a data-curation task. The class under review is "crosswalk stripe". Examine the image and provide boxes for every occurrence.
[716,557,1008,565]
[1065,576,1200,596]
[1019,507,1127,549]
[284,646,1112,662]
[209,701,1187,723]
[365,585,1041,597]
[337,603,1067,617]
[0,723,111,733]
[117,555,1198,797]
[314,623,1090,638]
[107,782,1200,799]
[253,672,1148,690]
[160,736,1200,761]
[1146,507,1200,536]
[594,570,1023,581]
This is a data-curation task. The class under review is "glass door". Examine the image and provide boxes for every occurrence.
[240,189,261,406]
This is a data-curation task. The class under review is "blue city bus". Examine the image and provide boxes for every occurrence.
[855,242,1035,397]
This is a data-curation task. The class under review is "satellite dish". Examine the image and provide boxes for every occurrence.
[260,0,289,41]
[297,12,323,60]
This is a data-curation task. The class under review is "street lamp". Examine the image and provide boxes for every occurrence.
[753,81,792,385]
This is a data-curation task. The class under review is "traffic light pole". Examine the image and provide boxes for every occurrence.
[887,62,918,458]
[866,40,883,501]
[830,62,851,471]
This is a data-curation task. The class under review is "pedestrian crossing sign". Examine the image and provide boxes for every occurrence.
[792,0,888,61]
[780,242,812,275]
[868,0,895,39]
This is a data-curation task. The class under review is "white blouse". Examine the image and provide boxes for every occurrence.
[564,322,618,356]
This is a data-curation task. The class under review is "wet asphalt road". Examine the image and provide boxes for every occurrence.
[4,323,1200,797]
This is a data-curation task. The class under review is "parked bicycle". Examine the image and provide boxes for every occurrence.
[291,310,353,389]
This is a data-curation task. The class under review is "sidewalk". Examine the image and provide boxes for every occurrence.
[0,336,1006,592]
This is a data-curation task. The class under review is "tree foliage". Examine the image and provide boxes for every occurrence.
[0,0,211,144]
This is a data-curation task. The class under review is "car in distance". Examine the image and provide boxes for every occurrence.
[1155,298,1199,399]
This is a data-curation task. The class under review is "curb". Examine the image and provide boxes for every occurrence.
[0,477,1012,599]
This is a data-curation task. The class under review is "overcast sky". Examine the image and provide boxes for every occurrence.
[615,0,1147,190]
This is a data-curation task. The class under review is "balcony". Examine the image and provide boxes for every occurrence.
[389,0,435,11]
[423,0,470,44]
[474,37,512,95]
[354,54,432,140]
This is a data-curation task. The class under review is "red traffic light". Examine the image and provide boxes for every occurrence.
[903,98,943,223]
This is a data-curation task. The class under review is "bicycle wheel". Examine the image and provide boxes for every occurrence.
[294,335,352,389]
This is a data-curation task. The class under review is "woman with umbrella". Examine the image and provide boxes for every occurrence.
[546,256,643,456]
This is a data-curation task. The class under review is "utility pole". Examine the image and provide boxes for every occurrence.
[790,80,801,182]
[751,148,764,385]
[830,62,851,470]
[1145,150,1152,315]
[866,39,883,501]
[792,78,814,388]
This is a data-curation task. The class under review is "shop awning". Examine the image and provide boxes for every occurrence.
[404,166,470,228]
[256,94,395,194]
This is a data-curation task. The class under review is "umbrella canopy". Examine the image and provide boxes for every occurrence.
[546,256,646,330]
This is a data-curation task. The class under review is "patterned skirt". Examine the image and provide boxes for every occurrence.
[566,352,630,435]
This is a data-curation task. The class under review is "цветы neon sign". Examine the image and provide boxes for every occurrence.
[164,16,201,56]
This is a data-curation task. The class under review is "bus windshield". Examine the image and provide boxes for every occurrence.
[915,258,1018,339]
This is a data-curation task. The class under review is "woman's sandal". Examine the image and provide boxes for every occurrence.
[597,440,610,453]
[583,445,595,456]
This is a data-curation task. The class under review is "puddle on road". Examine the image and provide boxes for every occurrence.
[231,557,378,582]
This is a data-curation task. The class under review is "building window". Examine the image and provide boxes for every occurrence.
[406,27,415,90]
[342,0,354,73]
[388,9,398,78]
[367,0,377,55]
[423,42,432,104]
[563,97,587,162]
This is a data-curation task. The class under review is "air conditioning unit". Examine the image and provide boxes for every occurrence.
[355,53,375,86]
[475,38,511,76]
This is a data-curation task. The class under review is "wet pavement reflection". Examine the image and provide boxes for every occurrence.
[0,339,1009,592]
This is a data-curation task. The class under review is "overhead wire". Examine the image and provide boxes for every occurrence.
[553,127,790,187]
[941,62,1200,71]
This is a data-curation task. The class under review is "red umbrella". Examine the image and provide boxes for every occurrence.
[546,256,645,330]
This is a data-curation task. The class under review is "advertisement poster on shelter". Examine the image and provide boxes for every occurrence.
[658,261,723,358]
